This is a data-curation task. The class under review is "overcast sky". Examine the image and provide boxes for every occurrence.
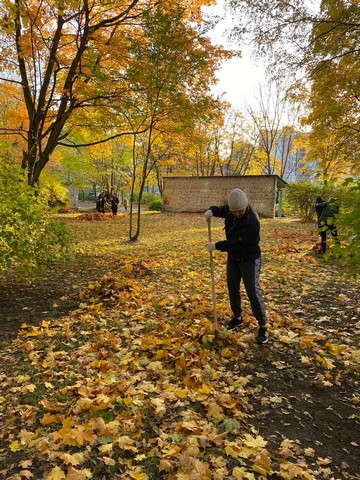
[203,0,265,110]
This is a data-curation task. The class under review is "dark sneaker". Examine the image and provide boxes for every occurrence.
[226,316,243,330]
[256,326,269,344]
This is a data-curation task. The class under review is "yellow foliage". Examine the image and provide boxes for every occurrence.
[46,467,66,480]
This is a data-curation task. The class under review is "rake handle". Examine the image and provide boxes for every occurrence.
[207,221,218,336]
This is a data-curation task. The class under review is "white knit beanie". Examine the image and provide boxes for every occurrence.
[228,188,248,211]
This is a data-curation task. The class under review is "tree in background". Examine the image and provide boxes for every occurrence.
[245,81,304,179]
[227,0,359,179]
[305,0,359,179]
[220,109,256,176]
[0,0,153,186]
[122,2,228,240]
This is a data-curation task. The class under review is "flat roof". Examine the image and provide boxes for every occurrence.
[163,175,288,188]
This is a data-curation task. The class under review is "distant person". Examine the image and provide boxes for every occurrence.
[96,192,106,213]
[315,196,325,223]
[111,193,120,216]
[123,198,128,212]
[315,197,340,253]
[204,188,268,345]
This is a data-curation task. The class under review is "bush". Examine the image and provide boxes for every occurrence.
[331,177,360,278]
[285,178,359,278]
[148,198,163,211]
[142,192,159,205]
[38,169,70,209]
[285,182,323,220]
[0,152,72,279]
[284,182,342,221]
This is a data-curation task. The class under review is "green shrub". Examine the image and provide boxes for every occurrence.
[148,198,163,211]
[142,192,159,205]
[285,178,359,278]
[285,182,323,220]
[0,152,72,279]
[331,177,360,278]
[284,182,341,221]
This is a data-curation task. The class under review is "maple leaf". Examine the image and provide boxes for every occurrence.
[215,393,237,409]
[46,466,66,480]
[19,383,37,394]
[150,397,166,415]
[102,457,115,466]
[19,470,33,479]
[57,452,85,466]
[232,466,255,479]
[176,421,202,434]
[162,444,182,458]
[198,383,212,395]
[243,434,267,450]
[304,448,315,457]
[99,443,113,454]
[325,342,345,355]
[315,355,335,370]
[175,388,188,398]
[279,461,317,480]
[128,468,148,480]
[279,438,299,458]
[316,457,333,466]
[40,413,62,426]
[224,441,243,458]
[158,459,172,473]
[66,467,92,480]
[41,399,64,412]
[61,424,95,447]
[205,401,224,419]
[115,436,138,452]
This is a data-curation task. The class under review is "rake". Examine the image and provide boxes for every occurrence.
[207,220,219,339]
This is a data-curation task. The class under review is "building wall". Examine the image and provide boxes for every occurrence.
[162,176,281,218]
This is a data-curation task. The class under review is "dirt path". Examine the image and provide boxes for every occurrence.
[0,258,99,347]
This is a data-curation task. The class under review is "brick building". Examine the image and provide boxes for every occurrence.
[162,175,287,218]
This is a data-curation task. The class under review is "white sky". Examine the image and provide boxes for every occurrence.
[203,0,265,110]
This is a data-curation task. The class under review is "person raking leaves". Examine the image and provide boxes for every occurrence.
[204,188,268,345]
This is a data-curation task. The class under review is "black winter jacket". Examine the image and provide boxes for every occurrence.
[209,204,261,262]
[315,199,339,226]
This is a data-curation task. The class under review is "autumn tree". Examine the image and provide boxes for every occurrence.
[0,82,27,160]
[227,0,360,178]
[304,0,360,179]
[0,0,154,186]
[122,2,228,240]
[220,109,256,176]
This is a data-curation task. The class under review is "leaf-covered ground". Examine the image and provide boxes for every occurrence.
[0,213,359,480]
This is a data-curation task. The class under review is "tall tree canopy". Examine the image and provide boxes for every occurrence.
[228,0,360,178]
[0,1,147,185]
[0,0,225,186]
[306,0,360,176]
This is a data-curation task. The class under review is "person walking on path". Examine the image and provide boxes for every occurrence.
[111,193,120,216]
[315,197,340,253]
[204,188,268,345]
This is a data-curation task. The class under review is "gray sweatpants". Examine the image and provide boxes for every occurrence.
[226,256,266,327]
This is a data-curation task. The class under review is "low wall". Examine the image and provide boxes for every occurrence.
[162,176,284,218]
